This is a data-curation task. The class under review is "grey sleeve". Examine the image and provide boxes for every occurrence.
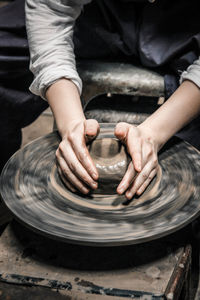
[180,57,200,89]
[25,0,91,100]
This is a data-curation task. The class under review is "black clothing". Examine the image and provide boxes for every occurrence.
[0,0,200,170]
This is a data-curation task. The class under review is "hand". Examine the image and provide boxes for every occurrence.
[115,122,159,199]
[56,119,100,194]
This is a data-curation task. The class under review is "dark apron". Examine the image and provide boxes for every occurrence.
[74,0,200,95]
[74,0,200,148]
[0,0,200,170]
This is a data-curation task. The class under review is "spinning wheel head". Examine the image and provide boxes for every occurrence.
[1,123,200,246]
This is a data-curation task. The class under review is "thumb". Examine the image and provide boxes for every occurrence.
[114,122,130,143]
[85,119,100,142]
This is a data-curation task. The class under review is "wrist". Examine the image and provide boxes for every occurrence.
[59,117,86,140]
[138,122,164,151]
[138,81,200,151]
[46,78,86,138]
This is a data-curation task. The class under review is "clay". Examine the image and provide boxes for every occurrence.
[1,124,200,246]
[88,137,130,195]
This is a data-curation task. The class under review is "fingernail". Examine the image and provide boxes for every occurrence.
[82,188,90,194]
[91,182,98,189]
[126,192,134,199]
[92,172,98,180]
[117,187,124,194]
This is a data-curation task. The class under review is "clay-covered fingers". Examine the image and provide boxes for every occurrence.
[68,118,99,181]
[115,122,142,195]
[115,122,159,198]
[125,160,158,200]
[136,168,158,195]
[85,119,100,142]
[114,122,130,142]
[117,162,136,194]
[57,140,98,191]
[56,119,100,194]
[56,149,91,194]
[69,135,98,182]
[115,122,142,172]
[57,166,77,193]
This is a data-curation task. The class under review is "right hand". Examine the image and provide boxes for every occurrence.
[115,122,159,199]
[56,118,100,194]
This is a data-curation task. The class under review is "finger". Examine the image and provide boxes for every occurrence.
[114,122,130,142]
[136,168,157,195]
[127,126,142,172]
[125,161,156,199]
[117,162,136,194]
[57,154,90,194]
[68,133,99,181]
[141,140,155,167]
[58,145,98,189]
[85,119,100,142]
[57,166,77,193]
[115,123,142,172]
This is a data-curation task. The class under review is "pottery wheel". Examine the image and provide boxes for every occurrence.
[1,123,200,246]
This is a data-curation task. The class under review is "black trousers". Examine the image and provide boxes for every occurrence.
[0,0,200,171]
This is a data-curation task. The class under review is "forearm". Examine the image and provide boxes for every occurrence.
[25,0,89,99]
[46,79,85,138]
[140,80,200,149]
[46,78,99,193]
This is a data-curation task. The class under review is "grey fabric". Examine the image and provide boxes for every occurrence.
[25,0,92,99]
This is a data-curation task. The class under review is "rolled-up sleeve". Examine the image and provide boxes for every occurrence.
[25,0,91,100]
[180,57,200,89]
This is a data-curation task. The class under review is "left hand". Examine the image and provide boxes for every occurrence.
[115,122,159,199]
